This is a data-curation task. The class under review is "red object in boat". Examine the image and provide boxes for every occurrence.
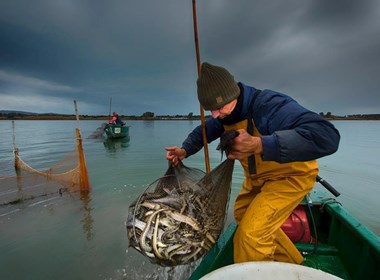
[281,206,311,243]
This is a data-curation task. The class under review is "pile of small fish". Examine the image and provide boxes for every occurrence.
[127,132,237,266]
[126,165,222,266]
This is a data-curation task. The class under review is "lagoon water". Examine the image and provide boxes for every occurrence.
[0,120,379,280]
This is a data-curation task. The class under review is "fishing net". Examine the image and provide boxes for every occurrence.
[0,149,80,205]
[126,159,234,266]
[0,127,90,209]
[87,123,108,139]
[126,131,237,266]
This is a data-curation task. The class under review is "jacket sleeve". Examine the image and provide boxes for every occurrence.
[255,90,340,163]
[181,118,224,157]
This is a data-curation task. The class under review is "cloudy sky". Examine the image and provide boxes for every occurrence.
[1,0,379,116]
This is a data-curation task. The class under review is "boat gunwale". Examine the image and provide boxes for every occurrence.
[189,191,380,280]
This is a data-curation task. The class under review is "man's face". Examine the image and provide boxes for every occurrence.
[210,99,237,119]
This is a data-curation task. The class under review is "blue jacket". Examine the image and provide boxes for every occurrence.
[182,82,340,163]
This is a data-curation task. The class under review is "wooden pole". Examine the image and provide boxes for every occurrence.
[192,0,210,174]
[108,97,112,122]
[74,100,90,192]
[12,120,20,170]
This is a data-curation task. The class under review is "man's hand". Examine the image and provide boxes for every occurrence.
[165,146,187,166]
[227,129,263,160]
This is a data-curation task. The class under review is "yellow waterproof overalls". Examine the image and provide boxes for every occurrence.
[224,119,318,264]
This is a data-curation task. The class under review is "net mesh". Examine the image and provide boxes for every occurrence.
[1,125,89,208]
[0,149,81,206]
[126,158,234,266]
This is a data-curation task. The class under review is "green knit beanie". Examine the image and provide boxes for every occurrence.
[197,62,240,110]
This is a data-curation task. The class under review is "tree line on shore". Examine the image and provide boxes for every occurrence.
[1,110,379,120]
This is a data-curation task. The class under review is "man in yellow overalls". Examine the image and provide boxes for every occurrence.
[166,62,340,264]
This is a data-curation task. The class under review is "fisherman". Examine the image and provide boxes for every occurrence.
[165,62,340,264]
[109,112,125,125]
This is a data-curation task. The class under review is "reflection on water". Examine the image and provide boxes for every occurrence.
[103,138,130,152]
[80,192,94,241]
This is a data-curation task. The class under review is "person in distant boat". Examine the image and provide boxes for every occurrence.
[109,112,125,126]
[165,62,340,265]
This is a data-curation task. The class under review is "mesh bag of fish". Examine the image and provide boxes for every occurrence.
[126,156,234,266]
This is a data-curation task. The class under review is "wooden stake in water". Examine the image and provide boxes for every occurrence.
[73,100,90,192]
[12,120,20,170]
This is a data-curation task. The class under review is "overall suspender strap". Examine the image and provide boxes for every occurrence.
[247,117,257,174]
[246,89,261,175]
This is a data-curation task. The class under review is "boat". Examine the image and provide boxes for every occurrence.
[189,184,380,280]
[104,124,130,140]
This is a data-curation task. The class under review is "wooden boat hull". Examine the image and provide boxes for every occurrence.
[189,189,380,280]
[104,125,130,140]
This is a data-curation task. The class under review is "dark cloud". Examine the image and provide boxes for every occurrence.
[0,0,379,115]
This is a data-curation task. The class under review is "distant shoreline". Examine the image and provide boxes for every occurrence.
[0,115,379,121]
[1,110,380,121]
